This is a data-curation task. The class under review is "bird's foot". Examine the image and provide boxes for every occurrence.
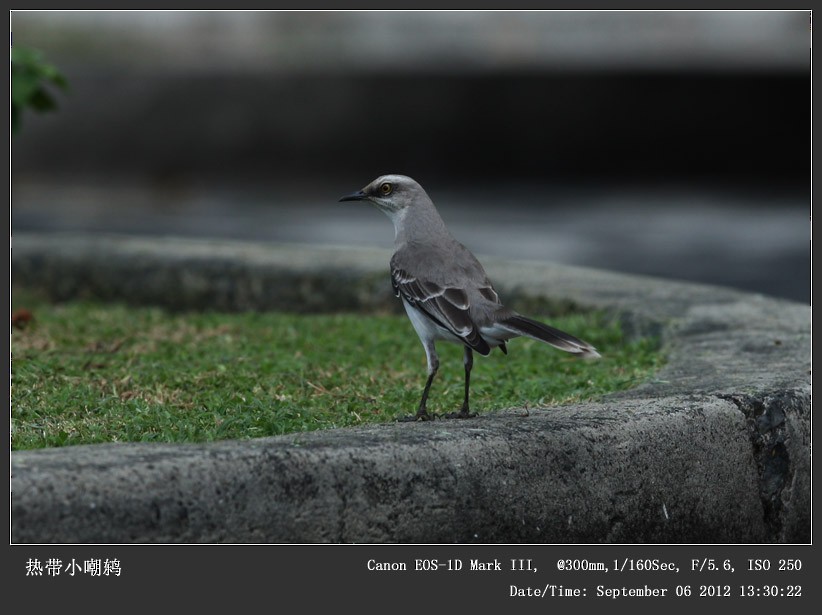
[398,408,435,422]
[444,406,476,419]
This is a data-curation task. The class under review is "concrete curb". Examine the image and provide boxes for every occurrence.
[11,233,810,543]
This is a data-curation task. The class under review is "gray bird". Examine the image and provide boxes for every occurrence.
[340,174,600,421]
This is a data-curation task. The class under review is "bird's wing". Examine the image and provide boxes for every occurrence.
[391,256,493,355]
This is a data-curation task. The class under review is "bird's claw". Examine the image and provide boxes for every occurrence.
[398,410,435,422]
[444,408,476,419]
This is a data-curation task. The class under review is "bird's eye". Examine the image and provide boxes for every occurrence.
[379,182,393,196]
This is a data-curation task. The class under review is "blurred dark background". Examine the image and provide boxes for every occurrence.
[11,11,811,303]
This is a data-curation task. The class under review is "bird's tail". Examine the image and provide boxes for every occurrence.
[497,314,601,359]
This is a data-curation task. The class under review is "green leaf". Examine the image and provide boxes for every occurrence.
[10,46,69,134]
[27,88,58,112]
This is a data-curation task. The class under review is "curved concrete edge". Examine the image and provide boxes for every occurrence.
[11,233,811,543]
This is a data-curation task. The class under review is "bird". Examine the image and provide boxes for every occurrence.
[339,174,600,421]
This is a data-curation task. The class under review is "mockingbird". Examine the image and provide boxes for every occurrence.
[340,174,600,421]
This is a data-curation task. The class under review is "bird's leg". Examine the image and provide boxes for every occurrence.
[400,341,438,421]
[460,346,473,414]
[446,346,477,419]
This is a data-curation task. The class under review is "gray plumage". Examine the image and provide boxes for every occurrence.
[340,174,600,421]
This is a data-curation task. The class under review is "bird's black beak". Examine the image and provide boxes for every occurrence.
[339,190,367,202]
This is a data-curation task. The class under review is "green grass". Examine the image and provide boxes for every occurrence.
[11,289,664,450]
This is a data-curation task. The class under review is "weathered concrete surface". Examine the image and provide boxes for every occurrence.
[11,233,810,543]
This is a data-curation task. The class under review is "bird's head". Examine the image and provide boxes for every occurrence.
[338,174,426,216]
